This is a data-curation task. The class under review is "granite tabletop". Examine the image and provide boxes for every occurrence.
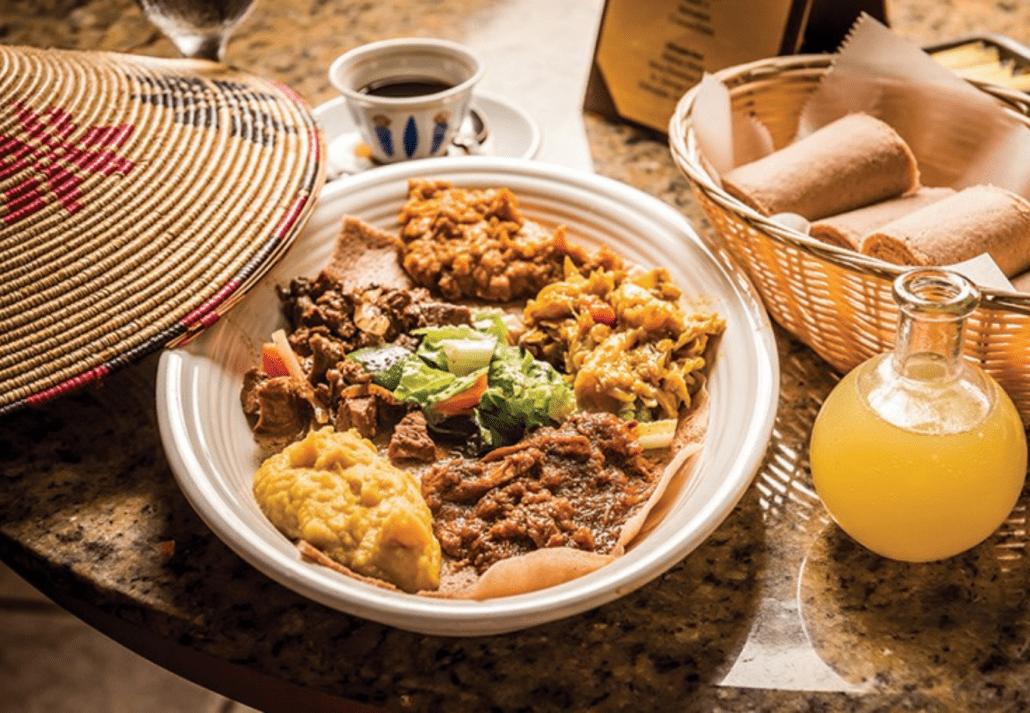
[4,0,1030,711]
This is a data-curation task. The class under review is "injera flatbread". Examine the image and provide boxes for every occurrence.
[810,187,955,251]
[862,184,1030,276]
[722,112,920,220]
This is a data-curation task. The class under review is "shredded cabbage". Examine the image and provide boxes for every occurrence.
[520,263,725,421]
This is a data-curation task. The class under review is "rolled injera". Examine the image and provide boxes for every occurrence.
[1011,269,1030,293]
[810,187,955,251]
[861,184,1030,277]
[722,112,920,221]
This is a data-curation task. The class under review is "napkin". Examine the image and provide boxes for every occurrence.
[690,73,773,186]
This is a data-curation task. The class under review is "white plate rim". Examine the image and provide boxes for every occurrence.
[156,155,778,636]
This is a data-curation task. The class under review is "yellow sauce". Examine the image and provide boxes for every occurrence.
[810,362,1027,562]
[253,427,441,592]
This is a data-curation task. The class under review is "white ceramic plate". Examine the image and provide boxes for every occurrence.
[315,92,541,177]
[156,156,778,636]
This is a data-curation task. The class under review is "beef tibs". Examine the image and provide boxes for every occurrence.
[241,370,313,452]
[279,274,472,357]
[421,411,659,573]
[240,274,473,453]
[388,411,437,463]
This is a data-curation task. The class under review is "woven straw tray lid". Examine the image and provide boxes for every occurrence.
[0,44,325,416]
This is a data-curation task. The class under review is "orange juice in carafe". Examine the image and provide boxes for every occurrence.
[809,269,1027,562]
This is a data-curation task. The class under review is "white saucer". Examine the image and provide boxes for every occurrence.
[314,93,542,177]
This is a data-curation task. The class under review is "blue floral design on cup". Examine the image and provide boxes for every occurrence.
[431,111,450,154]
[403,116,419,158]
[372,114,393,157]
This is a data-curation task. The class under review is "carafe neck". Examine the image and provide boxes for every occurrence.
[891,270,977,383]
[859,269,993,434]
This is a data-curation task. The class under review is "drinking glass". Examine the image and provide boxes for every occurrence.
[134,0,256,61]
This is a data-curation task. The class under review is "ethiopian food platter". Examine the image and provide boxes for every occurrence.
[157,157,778,636]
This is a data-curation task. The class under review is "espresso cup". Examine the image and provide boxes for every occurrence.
[329,38,484,164]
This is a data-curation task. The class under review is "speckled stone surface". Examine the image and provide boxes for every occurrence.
[3,1,1030,711]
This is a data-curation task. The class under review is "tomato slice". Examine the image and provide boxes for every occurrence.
[589,302,617,326]
[261,342,291,378]
[432,371,489,416]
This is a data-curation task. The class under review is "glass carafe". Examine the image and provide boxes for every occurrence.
[809,268,1027,562]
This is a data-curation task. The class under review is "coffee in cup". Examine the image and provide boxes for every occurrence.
[329,38,484,164]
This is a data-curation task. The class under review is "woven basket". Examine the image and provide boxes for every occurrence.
[0,45,324,416]
[669,53,1030,423]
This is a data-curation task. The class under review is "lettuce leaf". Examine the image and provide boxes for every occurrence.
[477,343,576,448]
[391,356,486,411]
[390,320,576,450]
[470,310,511,342]
[412,324,496,372]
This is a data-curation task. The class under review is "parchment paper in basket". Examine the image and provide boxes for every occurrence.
[690,73,773,187]
[796,14,1030,198]
[945,254,1014,292]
